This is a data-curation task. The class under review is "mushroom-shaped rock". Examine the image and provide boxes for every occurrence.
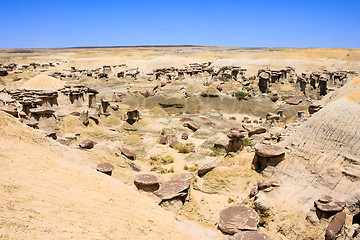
[218,206,260,234]
[126,106,139,123]
[96,163,114,176]
[233,231,274,240]
[153,180,190,201]
[172,173,194,182]
[134,174,160,191]
[79,139,96,149]
[248,127,266,137]
[120,147,135,160]
[227,130,245,140]
[254,143,285,158]
[325,212,346,240]
[259,72,270,80]
[198,162,217,177]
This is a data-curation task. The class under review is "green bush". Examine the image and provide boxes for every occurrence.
[209,146,225,157]
[242,138,252,147]
[175,144,191,154]
[235,91,248,100]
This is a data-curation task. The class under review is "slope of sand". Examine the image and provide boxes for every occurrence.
[0,111,221,240]
[20,74,65,90]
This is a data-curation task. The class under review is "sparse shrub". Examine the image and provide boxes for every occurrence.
[241,75,247,80]
[161,155,174,164]
[209,146,225,157]
[228,198,235,203]
[249,76,255,80]
[235,91,248,100]
[168,167,174,173]
[242,138,252,147]
[176,144,191,154]
[229,116,236,120]
[183,164,188,170]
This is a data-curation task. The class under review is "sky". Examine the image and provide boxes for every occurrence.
[0,0,359,48]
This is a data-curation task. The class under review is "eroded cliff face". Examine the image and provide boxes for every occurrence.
[265,77,360,210]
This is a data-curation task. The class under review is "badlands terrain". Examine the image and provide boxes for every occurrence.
[0,46,360,240]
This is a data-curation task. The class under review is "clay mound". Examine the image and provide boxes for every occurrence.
[0,111,220,239]
[20,74,65,90]
[268,77,360,209]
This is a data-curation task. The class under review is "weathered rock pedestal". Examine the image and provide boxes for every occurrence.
[226,129,245,152]
[126,107,139,125]
[100,96,111,114]
[253,143,285,172]
[258,71,270,93]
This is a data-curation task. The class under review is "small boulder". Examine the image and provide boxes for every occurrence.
[96,163,114,176]
[181,133,188,140]
[249,127,266,137]
[183,121,200,132]
[159,136,168,145]
[120,147,135,160]
[79,139,97,149]
[325,212,346,240]
[170,140,180,149]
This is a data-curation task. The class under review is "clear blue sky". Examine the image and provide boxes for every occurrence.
[1,0,359,48]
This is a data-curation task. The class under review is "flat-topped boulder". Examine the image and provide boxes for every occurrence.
[172,173,194,182]
[96,163,114,176]
[120,147,135,160]
[233,231,274,240]
[79,139,97,149]
[254,143,285,158]
[315,198,345,212]
[29,107,55,115]
[134,174,160,191]
[23,119,38,128]
[286,97,302,105]
[0,105,18,116]
[183,121,200,132]
[153,180,190,201]
[198,162,217,176]
[218,206,260,234]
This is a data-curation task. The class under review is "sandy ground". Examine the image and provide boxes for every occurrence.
[0,111,222,240]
